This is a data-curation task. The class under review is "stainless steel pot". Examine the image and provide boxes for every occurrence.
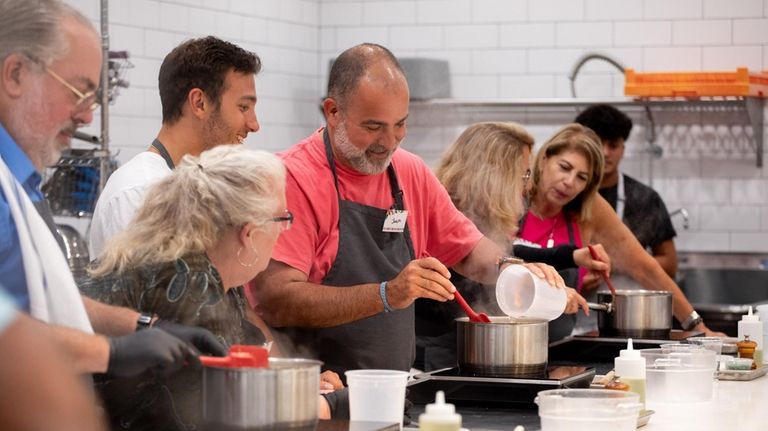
[456,316,548,378]
[589,290,673,339]
[54,224,89,278]
[202,357,321,430]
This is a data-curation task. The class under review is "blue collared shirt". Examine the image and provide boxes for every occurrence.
[0,286,18,334]
[0,123,43,311]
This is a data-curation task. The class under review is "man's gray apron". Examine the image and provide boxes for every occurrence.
[282,129,416,376]
[518,212,577,341]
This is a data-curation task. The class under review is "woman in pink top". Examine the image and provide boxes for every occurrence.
[518,124,604,292]
[416,122,606,370]
[522,124,722,336]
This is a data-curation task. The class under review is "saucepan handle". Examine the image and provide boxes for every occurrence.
[587,302,612,313]
[200,356,231,367]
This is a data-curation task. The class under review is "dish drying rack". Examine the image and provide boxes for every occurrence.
[42,149,117,217]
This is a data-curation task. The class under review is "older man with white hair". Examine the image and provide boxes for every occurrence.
[0,0,226,377]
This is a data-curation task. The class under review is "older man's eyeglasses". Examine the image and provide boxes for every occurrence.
[44,67,100,112]
[271,210,294,231]
[27,55,100,112]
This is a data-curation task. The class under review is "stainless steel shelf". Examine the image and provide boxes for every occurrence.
[409,97,765,167]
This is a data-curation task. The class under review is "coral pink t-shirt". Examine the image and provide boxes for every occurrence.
[271,129,483,284]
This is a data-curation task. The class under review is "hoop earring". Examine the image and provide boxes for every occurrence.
[237,245,259,267]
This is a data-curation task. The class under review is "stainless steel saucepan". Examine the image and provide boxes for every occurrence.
[589,290,673,339]
[202,357,321,430]
[456,316,549,378]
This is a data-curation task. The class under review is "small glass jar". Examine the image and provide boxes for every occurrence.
[737,335,757,360]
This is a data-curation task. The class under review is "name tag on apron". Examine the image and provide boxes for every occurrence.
[383,210,408,232]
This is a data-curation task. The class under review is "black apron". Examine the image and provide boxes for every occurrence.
[34,199,65,252]
[519,211,578,342]
[151,139,175,169]
[282,129,416,376]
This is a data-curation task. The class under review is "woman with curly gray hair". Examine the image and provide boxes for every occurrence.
[80,144,293,430]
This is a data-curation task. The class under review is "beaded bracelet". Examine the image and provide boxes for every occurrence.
[380,281,394,313]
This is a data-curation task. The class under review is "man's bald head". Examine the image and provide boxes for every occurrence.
[327,43,407,107]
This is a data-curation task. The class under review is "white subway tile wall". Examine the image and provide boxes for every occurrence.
[585,0,642,21]
[704,0,763,18]
[733,18,768,43]
[363,1,417,25]
[643,46,703,70]
[555,22,613,48]
[614,21,672,46]
[71,0,322,160]
[416,0,472,25]
[500,23,556,47]
[644,0,703,20]
[672,20,732,45]
[703,46,763,69]
[67,0,767,252]
[473,0,526,23]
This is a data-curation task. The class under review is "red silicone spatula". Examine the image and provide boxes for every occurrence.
[454,289,491,323]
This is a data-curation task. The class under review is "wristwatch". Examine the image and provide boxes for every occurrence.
[681,310,703,331]
[136,312,154,331]
[497,256,524,272]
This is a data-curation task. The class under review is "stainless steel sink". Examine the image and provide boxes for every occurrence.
[678,268,768,336]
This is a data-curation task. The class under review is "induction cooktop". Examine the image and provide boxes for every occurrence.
[548,329,704,364]
[407,365,595,406]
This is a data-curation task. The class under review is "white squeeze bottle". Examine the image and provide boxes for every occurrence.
[615,338,646,408]
[738,306,763,366]
[418,391,461,431]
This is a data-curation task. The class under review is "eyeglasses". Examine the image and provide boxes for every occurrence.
[44,67,100,112]
[271,210,294,231]
[522,168,532,183]
[27,55,100,112]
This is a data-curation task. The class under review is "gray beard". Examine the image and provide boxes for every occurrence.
[334,121,394,175]
[6,83,67,169]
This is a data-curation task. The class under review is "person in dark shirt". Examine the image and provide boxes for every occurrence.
[576,104,678,279]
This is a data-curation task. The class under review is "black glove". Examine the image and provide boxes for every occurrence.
[321,387,350,419]
[154,320,228,357]
[107,328,198,377]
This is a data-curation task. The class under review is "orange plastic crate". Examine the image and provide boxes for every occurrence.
[624,68,768,98]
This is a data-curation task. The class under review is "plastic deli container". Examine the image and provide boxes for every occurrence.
[640,348,716,403]
[535,389,642,431]
[345,369,409,429]
[496,264,566,321]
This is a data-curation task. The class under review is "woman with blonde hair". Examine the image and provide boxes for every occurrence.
[521,124,721,336]
[437,122,532,249]
[80,145,299,430]
[415,122,604,371]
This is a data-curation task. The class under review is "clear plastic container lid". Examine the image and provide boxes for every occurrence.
[640,348,716,371]
[535,389,642,418]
